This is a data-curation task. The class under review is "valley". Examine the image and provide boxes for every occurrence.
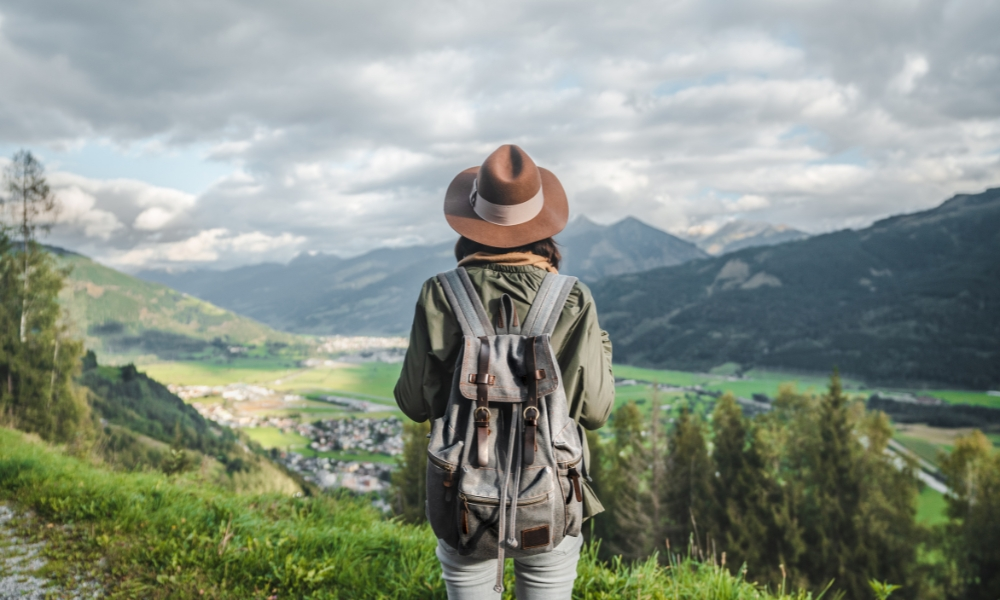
[130,347,999,522]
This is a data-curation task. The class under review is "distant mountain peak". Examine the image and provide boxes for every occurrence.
[558,215,707,282]
[685,219,809,255]
[561,214,606,238]
[289,251,342,265]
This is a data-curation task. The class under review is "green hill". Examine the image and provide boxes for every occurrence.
[592,187,1000,389]
[50,247,304,362]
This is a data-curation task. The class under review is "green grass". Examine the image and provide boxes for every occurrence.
[924,389,1000,409]
[0,427,823,599]
[242,427,311,451]
[142,359,304,387]
[615,364,1000,411]
[613,365,706,387]
[895,435,946,467]
[142,361,402,403]
[273,363,402,400]
[613,365,836,400]
[916,487,948,525]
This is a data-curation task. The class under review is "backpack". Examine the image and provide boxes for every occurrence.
[426,267,585,593]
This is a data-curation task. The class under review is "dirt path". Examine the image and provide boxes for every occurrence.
[0,505,102,599]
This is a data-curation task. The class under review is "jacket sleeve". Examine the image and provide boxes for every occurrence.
[553,282,615,431]
[394,284,433,422]
[393,278,462,423]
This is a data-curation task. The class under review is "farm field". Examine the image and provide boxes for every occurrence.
[613,365,999,408]
[141,360,403,435]
[242,426,312,451]
[143,358,305,387]
[272,362,401,400]
[144,359,401,400]
[916,487,948,525]
[926,389,1000,409]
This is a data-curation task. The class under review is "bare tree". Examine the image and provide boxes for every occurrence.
[2,150,59,342]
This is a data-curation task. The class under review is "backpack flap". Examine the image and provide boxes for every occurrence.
[458,335,558,402]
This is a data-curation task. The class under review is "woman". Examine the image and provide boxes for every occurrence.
[394,144,615,599]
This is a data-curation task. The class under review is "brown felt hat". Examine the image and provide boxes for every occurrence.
[444,144,568,248]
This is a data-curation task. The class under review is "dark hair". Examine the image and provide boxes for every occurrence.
[454,236,561,270]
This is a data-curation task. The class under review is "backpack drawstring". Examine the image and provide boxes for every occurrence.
[507,408,523,550]
[494,407,520,593]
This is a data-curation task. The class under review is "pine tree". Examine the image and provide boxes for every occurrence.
[2,150,58,343]
[853,410,921,596]
[0,151,87,443]
[709,393,746,548]
[391,419,430,523]
[795,371,865,595]
[710,393,803,584]
[662,406,712,556]
[600,401,654,560]
[939,431,1000,600]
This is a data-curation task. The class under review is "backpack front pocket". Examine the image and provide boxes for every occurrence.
[557,465,584,537]
[426,450,461,548]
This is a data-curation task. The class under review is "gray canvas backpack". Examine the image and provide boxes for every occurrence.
[426,267,585,593]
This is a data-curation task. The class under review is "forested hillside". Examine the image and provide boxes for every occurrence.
[53,246,302,362]
[592,188,1000,389]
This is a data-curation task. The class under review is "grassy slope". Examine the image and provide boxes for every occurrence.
[0,427,824,599]
[55,250,301,361]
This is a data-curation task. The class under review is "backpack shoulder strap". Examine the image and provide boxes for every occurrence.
[436,267,494,337]
[521,272,578,336]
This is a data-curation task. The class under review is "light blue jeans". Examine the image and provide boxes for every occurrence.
[436,535,583,599]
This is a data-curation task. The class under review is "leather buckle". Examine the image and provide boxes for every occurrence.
[474,406,491,424]
[523,406,540,423]
[468,373,496,385]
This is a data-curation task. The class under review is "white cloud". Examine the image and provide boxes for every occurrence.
[56,186,123,240]
[115,228,305,268]
[0,0,995,269]
[133,206,175,230]
[890,54,930,95]
[731,194,770,212]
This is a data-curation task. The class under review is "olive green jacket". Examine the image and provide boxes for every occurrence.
[393,263,615,518]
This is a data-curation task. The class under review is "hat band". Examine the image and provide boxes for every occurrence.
[469,179,544,226]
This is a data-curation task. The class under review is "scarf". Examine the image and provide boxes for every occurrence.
[457,251,559,274]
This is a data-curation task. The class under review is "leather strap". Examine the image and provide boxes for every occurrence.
[443,469,455,502]
[567,467,583,503]
[523,337,540,465]
[475,336,491,468]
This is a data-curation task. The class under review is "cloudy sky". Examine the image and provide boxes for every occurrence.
[1,0,998,271]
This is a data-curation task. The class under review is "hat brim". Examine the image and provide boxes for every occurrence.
[443,167,569,248]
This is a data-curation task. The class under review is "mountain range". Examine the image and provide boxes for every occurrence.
[139,215,706,335]
[591,188,1000,389]
[63,189,1000,389]
[557,216,707,281]
[684,220,809,255]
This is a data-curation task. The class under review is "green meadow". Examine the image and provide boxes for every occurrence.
[143,359,402,402]
[242,426,312,451]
